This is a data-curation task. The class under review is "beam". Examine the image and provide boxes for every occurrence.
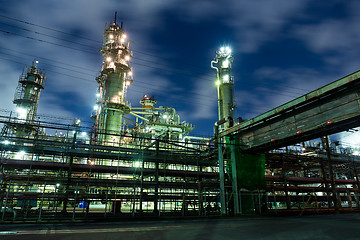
[220,70,360,151]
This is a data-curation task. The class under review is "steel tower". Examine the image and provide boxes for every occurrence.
[13,61,46,136]
[93,14,133,144]
[211,47,234,129]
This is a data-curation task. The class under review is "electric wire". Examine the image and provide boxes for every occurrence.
[0,20,212,78]
[0,14,316,95]
[0,17,342,129]
[0,21,98,51]
[0,47,296,103]
[0,20,310,96]
[0,51,302,115]
[0,29,302,100]
[0,14,214,73]
[0,56,216,108]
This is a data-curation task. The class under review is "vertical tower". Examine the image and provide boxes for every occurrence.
[93,14,133,144]
[211,46,234,129]
[13,61,46,136]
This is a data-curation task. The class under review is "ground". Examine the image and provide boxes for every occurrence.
[0,214,359,240]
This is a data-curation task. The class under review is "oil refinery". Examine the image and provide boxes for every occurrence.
[1,15,360,222]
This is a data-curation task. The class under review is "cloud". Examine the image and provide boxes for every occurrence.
[294,20,359,54]
[188,76,217,120]
[248,66,344,117]
[0,62,22,112]
[224,0,310,53]
[293,1,360,75]
[1,0,359,138]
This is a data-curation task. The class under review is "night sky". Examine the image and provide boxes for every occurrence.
[0,0,360,145]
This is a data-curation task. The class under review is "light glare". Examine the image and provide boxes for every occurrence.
[16,107,27,120]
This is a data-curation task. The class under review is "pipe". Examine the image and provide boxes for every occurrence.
[129,111,149,122]
[183,136,211,141]
[214,116,234,140]
[130,111,154,115]
[211,59,219,73]
[213,117,233,216]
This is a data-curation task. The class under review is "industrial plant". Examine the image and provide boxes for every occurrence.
[1,15,360,222]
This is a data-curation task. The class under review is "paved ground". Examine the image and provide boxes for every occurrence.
[1,214,360,240]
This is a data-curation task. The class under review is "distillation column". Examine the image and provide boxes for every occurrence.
[211,47,234,129]
[12,61,46,137]
[211,47,239,215]
[93,15,133,145]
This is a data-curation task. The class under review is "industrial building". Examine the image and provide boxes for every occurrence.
[1,15,360,222]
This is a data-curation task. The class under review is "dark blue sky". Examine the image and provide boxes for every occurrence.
[0,0,360,145]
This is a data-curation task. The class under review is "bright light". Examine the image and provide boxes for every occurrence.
[338,131,360,148]
[128,71,132,76]
[75,119,81,126]
[93,105,99,110]
[96,93,100,97]
[2,140,10,145]
[225,46,231,53]
[111,96,120,103]
[121,38,125,43]
[35,60,39,64]
[220,47,225,52]
[81,132,87,136]
[125,55,130,61]
[106,57,112,62]
[134,161,141,168]
[163,114,168,119]
[216,80,221,86]
[126,81,131,86]
[56,183,60,187]
[16,107,27,119]
[109,34,114,39]
[354,151,360,156]
[15,151,26,160]
[122,34,127,39]
[223,74,229,83]
[222,59,229,68]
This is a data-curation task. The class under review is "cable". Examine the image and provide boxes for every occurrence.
[0,19,313,97]
[0,29,96,55]
[0,50,96,77]
[0,46,97,72]
[0,57,216,108]
[0,48,220,101]
[0,55,299,116]
[0,14,100,44]
[0,20,212,78]
[0,53,216,105]
[0,21,98,51]
[0,14,213,72]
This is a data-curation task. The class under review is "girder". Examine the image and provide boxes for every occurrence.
[220,70,360,152]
